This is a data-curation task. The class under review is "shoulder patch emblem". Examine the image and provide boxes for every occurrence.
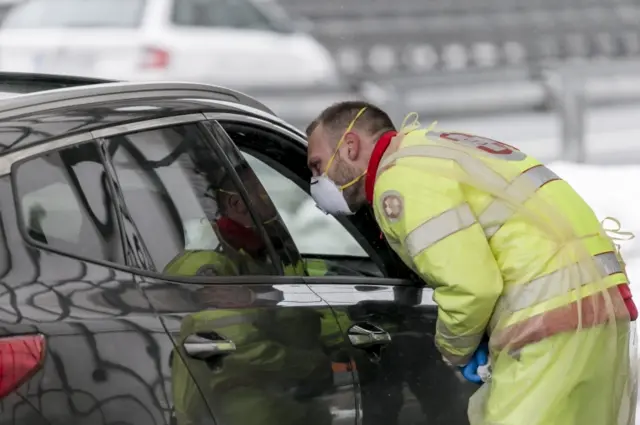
[380,191,404,222]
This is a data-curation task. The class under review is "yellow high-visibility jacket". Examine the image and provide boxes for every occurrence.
[371,129,631,366]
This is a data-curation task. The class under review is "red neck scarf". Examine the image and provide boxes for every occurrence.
[365,130,397,203]
[215,217,265,255]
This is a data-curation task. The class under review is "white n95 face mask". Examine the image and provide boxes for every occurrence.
[310,106,369,216]
[310,175,354,215]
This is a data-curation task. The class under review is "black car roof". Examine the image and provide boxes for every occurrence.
[0,72,277,118]
[0,72,308,157]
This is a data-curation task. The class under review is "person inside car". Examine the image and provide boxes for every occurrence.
[165,162,361,278]
[164,164,297,277]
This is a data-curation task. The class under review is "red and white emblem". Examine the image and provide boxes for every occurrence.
[439,132,527,161]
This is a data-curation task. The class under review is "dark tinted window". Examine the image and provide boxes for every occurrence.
[171,0,274,30]
[105,123,279,277]
[14,142,125,264]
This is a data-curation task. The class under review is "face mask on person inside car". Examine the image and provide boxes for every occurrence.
[310,107,367,216]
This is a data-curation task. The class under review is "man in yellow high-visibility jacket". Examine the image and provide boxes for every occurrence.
[305,100,638,425]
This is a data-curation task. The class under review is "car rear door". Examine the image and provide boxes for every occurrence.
[98,116,356,425]
[5,130,178,425]
[212,114,478,425]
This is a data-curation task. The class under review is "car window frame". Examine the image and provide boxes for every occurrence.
[198,119,295,274]
[214,120,379,273]
[98,118,290,276]
[7,110,421,289]
[207,113,414,279]
[214,117,377,247]
[7,112,283,280]
[10,135,129,267]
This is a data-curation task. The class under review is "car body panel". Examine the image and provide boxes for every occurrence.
[0,173,176,425]
[0,81,278,155]
[139,278,358,425]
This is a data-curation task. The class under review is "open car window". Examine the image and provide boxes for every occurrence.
[215,120,422,280]
[242,151,367,257]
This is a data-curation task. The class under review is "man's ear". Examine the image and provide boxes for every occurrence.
[344,131,362,161]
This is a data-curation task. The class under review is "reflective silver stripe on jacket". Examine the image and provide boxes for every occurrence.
[378,140,510,193]
[490,251,623,330]
[435,339,475,367]
[405,203,476,257]
[436,319,484,351]
[478,165,560,239]
[377,137,561,241]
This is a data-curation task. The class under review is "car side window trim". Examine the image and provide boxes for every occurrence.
[1,113,207,176]
[10,139,128,266]
[6,112,287,282]
[91,113,206,139]
[203,112,305,147]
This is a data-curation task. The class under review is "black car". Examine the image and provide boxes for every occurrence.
[0,73,476,425]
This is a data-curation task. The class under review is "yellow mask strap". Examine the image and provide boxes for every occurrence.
[601,217,635,263]
[602,216,635,242]
[399,111,437,135]
[324,107,368,175]
[338,172,365,190]
[325,108,436,192]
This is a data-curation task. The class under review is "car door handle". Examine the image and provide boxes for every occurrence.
[183,334,236,360]
[347,323,391,348]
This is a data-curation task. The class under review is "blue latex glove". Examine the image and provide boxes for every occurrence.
[459,340,489,384]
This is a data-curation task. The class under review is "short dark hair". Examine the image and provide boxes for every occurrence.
[306,101,395,142]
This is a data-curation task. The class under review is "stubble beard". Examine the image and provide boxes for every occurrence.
[334,153,367,212]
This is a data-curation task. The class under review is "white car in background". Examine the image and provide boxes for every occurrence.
[0,0,339,89]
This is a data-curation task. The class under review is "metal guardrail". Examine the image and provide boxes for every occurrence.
[241,59,640,163]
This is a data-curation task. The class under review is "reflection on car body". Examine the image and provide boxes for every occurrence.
[0,73,476,425]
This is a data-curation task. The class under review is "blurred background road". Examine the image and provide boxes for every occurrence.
[1,0,640,160]
[0,0,638,420]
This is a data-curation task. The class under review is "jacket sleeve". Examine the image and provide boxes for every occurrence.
[374,164,503,366]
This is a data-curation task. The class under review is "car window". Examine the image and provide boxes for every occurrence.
[104,123,281,277]
[1,0,146,29]
[242,151,367,257]
[171,0,274,31]
[14,142,125,264]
